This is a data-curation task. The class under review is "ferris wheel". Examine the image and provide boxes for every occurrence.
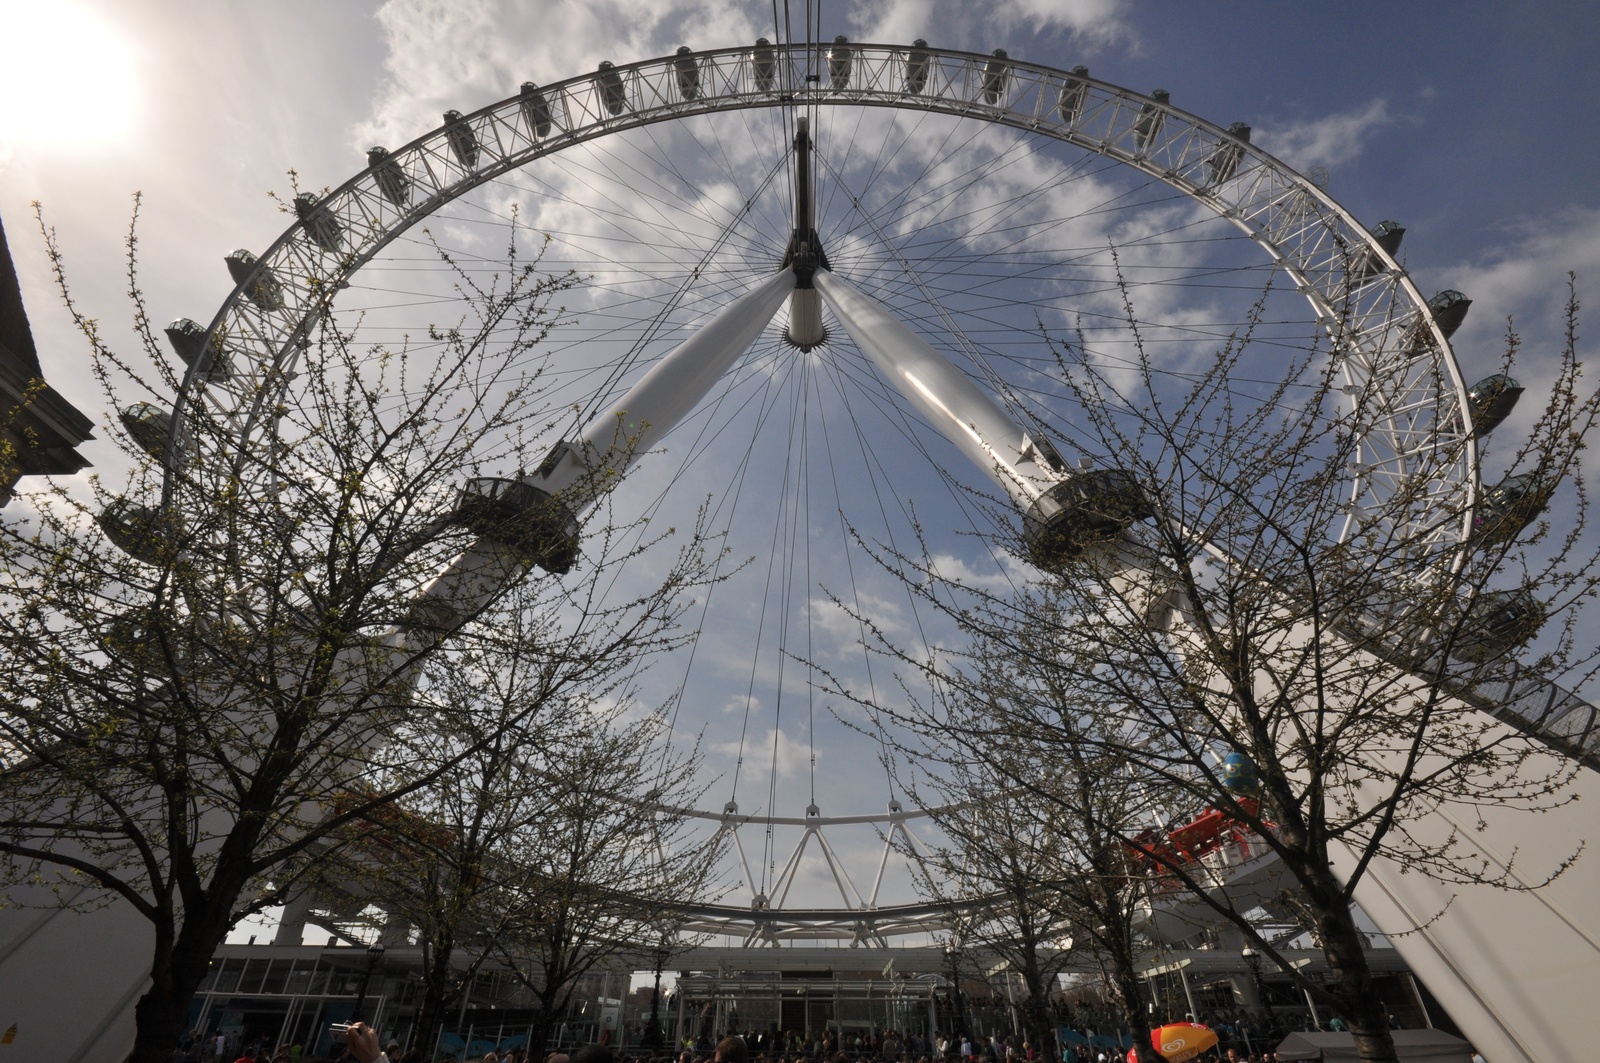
[109,40,1494,940]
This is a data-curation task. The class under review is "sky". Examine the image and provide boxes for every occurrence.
[3,0,1599,930]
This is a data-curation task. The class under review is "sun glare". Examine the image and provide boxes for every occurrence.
[0,0,138,154]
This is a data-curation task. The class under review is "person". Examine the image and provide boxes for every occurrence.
[342,1024,391,1063]
[713,1035,748,1063]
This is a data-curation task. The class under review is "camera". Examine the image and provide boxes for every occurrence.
[330,1022,353,1043]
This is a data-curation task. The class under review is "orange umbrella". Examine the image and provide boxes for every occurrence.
[1149,1023,1218,1062]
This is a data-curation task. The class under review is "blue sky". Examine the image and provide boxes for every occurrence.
[3,0,1598,923]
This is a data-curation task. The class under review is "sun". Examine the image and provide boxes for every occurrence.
[0,0,138,154]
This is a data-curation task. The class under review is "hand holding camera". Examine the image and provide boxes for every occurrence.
[328,1020,384,1063]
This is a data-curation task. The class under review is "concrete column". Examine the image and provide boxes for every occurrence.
[272,889,316,946]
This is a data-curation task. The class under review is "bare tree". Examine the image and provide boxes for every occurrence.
[311,572,716,1056]
[916,770,1075,1055]
[862,615,1170,1062]
[838,280,1599,1063]
[484,709,713,1058]
[0,203,718,1063]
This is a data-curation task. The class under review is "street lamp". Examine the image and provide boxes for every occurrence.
[944,941,966,1038]
[1240,946,1265,1057]
[353,941,387,1022]
[643,941,667,1051]
[1240,946,1265,1005]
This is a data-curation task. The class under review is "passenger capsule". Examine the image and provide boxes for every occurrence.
[224,250,285,312]
[828,36,851,90]
[1132,89,1169,153]
[1458,589,1544,660]
[904,39,931,95]
[675,46,701,100]
[293,192,343,252]
[597,61,627,115]
[751,38,777,92]
[1022,467,1155,571]
[1473,471,1554,545]
[1370,219,1405,256]
[1403,288,1471,358]
[96,497,172,565]
[1058,65,1089,122]
[519,83,553,138]
[118,403,174,459]
[164,318,231,381]
[1350,219,1405,280]
[982,49,1009,105]
[1462,374,1524,437]
[1428,289,1472,339]
[367,146,412,207]
[452,476,582,574]
[1206,122,1251,185]
[443,110,479,168]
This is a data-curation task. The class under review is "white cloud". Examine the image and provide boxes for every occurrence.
[358,0,768,150]
[721,693,761,714]
[850,0,1130,53]
[358,0,1131,153]
[925,549,1029,594]
[1432,208,1600,340]
[1260,98,1394,173]
[711,725,815,781]
[1425,207,1600,481]
[813,588,910,643]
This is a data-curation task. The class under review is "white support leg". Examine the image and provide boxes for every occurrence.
[813,827,867,910]
[534,268,795,510]
[396,268,795,656]
[771,829,817,910]
[813,270,1059,507]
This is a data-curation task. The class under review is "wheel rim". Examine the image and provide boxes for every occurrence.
[159,42,1479,939]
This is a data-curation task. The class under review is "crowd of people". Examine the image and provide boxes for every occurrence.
[173,1011,1353,1063]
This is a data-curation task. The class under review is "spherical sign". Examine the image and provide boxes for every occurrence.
[1221,751,1261,794]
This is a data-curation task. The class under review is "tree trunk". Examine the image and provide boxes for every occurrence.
[1018,953,1057,1055]
[129,966,189,1063]
[126,902,236,1063]
[1107,958,1159,1063]
[1312,883,1399,1063]
[528,1001,557,1060]
[412,938,459,1058]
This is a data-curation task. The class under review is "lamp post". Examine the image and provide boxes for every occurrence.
[944,941,965,1037]
[353,941,387,1022]
[643,942,667,1051]
[1239,945,1265,1055]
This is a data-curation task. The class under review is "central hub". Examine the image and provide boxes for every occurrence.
[782,117,830,350]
